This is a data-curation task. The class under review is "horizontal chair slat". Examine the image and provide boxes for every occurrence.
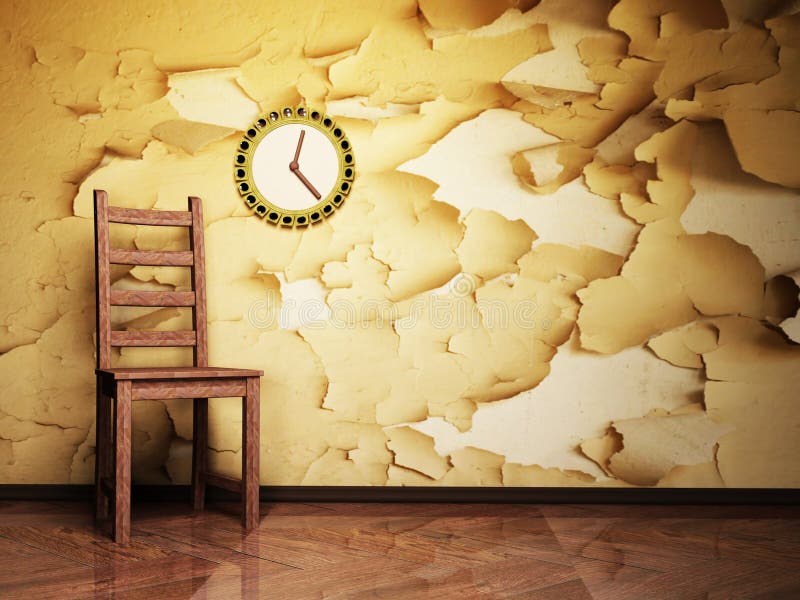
[110,330,197,347]
[131,378,247,400]
[107,206,193,226]
[110,290,195,307]
[109,249,194,266]
[205,472,242,493]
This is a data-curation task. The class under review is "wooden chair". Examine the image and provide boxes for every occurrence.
[93,189,262,544]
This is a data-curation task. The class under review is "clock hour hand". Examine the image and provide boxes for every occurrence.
[291,165,322,199]
[290,130,305,171]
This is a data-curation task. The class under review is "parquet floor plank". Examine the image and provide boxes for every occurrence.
[0,500,797,599]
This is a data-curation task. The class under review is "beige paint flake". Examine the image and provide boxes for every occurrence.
[595,100,673,167]
[647,322,719,370]
[73,140,248,223]
[501,463,598,487]
[386,464,439,486]
[577,223,764,353]
[580,430,621,477]
[512,142,596,194]
[302,0,417,58]
[274,275,331,331]
[578,120,766,354]
[321,244,390,319]
[166,68,260,130]
[347,426,392,485]
[721,0,790,28]
[238,36,333,109]
[418,0,537,31]
[386,426,450,480]
[369,173,464,302]
[656,461,725,487]
[681,122,800,278]
[328,14,550,106]
[411,329,704,478]
[455,209,536,281]
[702,317,798,385]
[582,160,654,212]
[151,120,236,155]
[400,109,640,255]
[653,24,779,102]
[667,13,800,121]
[330,97,485,174]
[520,57,663,149]
[301,448,373,485]
[724,109,800,189]
[0,416,87,484]
[0,310,95,432]
[501,0,621,107]
[300,322,405,424]
[608,0,728,61]
[707,380,800,487]
[32,45,167,115]
[281,186,374,282]
[695,317,800,487]
[325,97,420,121]
[440,447,504,487]
[607,412,733,486]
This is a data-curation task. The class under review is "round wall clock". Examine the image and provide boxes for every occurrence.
[234,107,355,227]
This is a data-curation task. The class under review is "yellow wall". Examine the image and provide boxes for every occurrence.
[1,0,799,488]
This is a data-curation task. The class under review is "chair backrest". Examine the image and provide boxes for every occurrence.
[93,189,208,369]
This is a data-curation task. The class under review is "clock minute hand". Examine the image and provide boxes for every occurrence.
[290,130,305,170]
[291,165,322,200]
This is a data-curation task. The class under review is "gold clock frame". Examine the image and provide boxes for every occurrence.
[233,107,355,227]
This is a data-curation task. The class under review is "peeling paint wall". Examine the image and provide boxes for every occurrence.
[1,0,798,488]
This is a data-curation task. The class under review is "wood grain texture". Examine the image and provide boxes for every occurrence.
[189,196,208,368]
[94,377,109,520]
[94,190,112,369]
[110,289,196,307]
[3,501,799,599]
[243,377,260,530]
[109,330,197,347]
[205,472,241,493]
[130,379,247,400]
[96,366,263,379]
[191,398,208,511]
[107,205,193,226]
[114,381,132,545]
[108,248,194,266]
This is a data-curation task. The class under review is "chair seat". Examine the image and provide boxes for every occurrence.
[96,366,263,380]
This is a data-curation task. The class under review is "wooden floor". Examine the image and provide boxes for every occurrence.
[0,501,798,599]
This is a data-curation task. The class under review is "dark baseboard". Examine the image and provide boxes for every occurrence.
[0,484,798,504]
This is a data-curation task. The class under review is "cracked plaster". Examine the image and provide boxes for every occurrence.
[1,0,798,489]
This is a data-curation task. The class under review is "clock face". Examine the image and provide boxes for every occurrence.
[234,107,355,227]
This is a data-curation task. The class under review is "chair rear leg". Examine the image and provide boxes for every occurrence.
[113,381,132,544]
[192,398,208,511]
[242,377,260,530]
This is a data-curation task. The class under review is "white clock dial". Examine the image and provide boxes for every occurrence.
[250,123,340,211]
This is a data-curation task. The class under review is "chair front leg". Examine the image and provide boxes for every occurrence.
[242,377,260,530]
[94,376,110,520]
[114,380,132,544]
[192,397,208,511]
